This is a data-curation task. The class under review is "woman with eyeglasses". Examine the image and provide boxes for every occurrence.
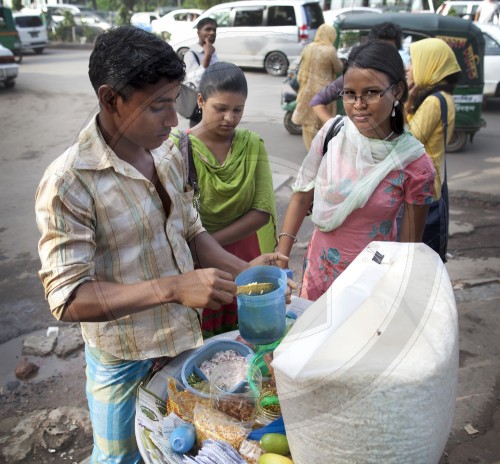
[277,40,435,301]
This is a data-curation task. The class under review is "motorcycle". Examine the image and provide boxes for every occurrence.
[281,58,302,135]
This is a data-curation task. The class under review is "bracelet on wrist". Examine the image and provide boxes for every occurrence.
[278,232,297,243]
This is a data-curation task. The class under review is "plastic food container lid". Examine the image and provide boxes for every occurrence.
[181,339,254,399]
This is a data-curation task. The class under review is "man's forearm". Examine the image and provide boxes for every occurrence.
[61,279,175,323]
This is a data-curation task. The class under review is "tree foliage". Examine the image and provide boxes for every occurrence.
[92,0,231,14]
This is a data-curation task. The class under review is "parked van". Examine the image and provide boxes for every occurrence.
[0,6,22,62]
[168,0,324,76]
[13,12,50,54]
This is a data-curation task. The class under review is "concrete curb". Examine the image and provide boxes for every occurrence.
[48,41,94,50]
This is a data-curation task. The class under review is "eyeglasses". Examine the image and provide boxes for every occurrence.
[339,85,394,105]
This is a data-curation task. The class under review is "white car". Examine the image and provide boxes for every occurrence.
[0,43,19,88]
[151,8,203,40]
[168,0,325,76]
[477,23,500,98]
[130,12,159,32]
[323,6,383,24]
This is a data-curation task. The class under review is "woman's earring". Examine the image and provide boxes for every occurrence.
[392,100,399,118]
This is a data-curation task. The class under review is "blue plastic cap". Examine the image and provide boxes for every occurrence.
[170,424,196,453]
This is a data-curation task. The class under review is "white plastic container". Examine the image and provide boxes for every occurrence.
[272,241,458,464]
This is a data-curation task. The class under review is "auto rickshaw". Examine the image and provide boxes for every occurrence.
[0,6,23,63]
[333,13,486,152]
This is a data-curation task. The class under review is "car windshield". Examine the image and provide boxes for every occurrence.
[304,2,324,29]
[15,16,43,27]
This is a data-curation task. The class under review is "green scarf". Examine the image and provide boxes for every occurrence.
[171,128,277,253]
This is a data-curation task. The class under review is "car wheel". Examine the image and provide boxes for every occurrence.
[447,130,467,153]
[177,47,189,60]
[5,80,16,89]
[34,48,44,54]
[284,111,302,135]
[264,51,288,77]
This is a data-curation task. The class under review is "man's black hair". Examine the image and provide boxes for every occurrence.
[368,22,403,50]
[88,25,185,101]
[196,17,217,30]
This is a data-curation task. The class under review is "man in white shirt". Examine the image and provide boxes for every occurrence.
[474,0,500,23]
[184,17,219,126]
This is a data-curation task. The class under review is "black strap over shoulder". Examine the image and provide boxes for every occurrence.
[190,50,201,66]
[178,131,201,211]
[432,92,448,182]
[432,92,448,149]
[322,115,344,155]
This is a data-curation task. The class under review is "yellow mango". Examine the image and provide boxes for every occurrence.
[258,452,294,464]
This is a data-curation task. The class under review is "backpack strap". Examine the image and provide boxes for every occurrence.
[322,115,344,155]
[190,50,201,66]
[432,92,448,182]
[178,131,200,211]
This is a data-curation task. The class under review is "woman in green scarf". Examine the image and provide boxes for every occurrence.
[171,62,277,338]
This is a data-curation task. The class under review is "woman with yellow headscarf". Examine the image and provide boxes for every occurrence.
[405,37,461,262]
[292,23,344,151]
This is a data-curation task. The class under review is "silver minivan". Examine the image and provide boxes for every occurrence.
[13,12,49,54]
[168,0,324,76]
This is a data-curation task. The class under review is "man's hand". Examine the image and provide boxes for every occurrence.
[202,39,215,59]
[169,268,236,310]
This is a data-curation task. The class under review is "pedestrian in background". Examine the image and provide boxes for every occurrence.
[278,40,434,301]
[405,37,461,262]
[292,23,343,151]
[184,17,219,126]
[171,62,278,338]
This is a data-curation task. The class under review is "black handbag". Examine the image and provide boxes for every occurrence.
[177,82,199,120]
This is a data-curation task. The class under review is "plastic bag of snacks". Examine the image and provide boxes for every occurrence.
[209,361,262,423]
[193,404,253,450]
[166,377,210,422]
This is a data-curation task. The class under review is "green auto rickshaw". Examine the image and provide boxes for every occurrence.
[0,6,22,63]
[334,13,485,152]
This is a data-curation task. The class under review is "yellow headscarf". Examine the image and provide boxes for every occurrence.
[314,23,336,46]
[409,38,461,88]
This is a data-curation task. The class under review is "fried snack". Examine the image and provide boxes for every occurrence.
[193,405,252,450]
[166,377,210,422]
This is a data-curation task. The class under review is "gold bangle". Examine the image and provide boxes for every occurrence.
[278,232,297,243]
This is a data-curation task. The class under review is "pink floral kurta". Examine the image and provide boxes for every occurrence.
[301,155,435,301]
